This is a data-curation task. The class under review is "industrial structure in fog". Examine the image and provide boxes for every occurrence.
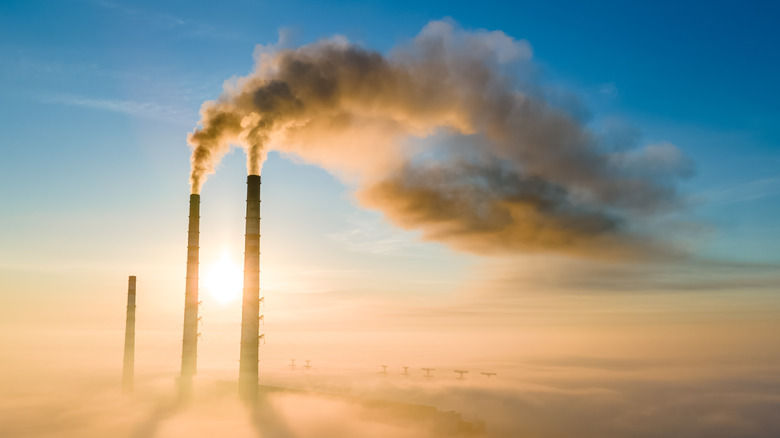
[172,175,264,402]
[117,173,487,435]
[122,275,136,394]
[239,174,262,402]
[180,193,201,396]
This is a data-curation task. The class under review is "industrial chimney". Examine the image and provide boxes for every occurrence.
[239,174,261,402]
[180,193,200,396]
[122,275,136,394]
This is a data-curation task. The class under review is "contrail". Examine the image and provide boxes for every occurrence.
[187,20,692,258]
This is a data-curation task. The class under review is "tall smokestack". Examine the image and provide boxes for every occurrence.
[122,275,136,394]
[180,193,200,396]
[239,175,261,402]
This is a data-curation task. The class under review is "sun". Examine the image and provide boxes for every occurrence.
[203,254,242,304]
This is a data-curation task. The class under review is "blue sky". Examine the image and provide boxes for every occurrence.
[1,0,779,295]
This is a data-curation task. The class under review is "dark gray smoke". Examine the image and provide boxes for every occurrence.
[187,20,692,258]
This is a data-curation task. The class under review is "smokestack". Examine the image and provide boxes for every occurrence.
[180,193,200,395]
[122,275,136,394]
[239,174,261,402]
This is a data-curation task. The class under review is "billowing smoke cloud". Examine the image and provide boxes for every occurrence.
[188,20,692,257]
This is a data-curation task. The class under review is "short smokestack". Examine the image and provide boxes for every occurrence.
[122,275,136,394]
[180,193,200,395]
[239,175,261,402]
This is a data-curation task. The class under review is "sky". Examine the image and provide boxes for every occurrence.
[0,1,779,437]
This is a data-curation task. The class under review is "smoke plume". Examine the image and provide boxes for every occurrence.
[187,20,692,257]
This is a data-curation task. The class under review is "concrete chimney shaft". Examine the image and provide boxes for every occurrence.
[180,193,200,393]
[239,175,261,402]
[122,275,136,394]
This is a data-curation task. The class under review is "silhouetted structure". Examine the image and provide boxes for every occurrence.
[480,372,496,379]
[122,275,136,394]
[180,193,200,396]
[239,175,261,402]
[304,360,311,370]
[454,370,468,380]
[403,366,410,377]
[289,359,296,370]
[422,368,435,380]
[380,365,388,376]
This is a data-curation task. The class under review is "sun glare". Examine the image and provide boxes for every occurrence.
[203,255,242,304]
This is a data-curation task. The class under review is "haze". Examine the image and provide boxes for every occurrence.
[1,1,779,437]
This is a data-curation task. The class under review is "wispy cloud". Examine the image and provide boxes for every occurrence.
[596,82,619,97]
[327,213,429,256]
[474,255,780,296]
[0,49,219,108]
[40,93,193,124]
[690,177,780,207]
[93,0,183,26]
[86,0,243,41]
